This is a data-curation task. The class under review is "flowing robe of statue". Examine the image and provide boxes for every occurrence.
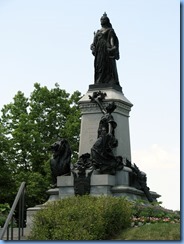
[91,13,120,85]
[89,97,123,175]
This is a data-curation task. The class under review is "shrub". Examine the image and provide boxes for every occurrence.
[0,203,10,227]
[29,195,133,240]
[131,200,180,227]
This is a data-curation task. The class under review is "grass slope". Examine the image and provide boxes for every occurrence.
[114,223,180,240]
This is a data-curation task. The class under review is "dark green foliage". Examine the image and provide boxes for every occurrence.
[0,83,81,208]
[0,125,16,204]
[29,195,133,240]
[0,203,10,227]
[15,171,50,207]
[132,200,180,222]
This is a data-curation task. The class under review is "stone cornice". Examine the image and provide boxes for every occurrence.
[79,100,132,116]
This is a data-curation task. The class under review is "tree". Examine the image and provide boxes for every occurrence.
[0,124,16,204]
[0,83,81,207]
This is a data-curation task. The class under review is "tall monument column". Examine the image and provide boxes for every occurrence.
[78,85,133,161]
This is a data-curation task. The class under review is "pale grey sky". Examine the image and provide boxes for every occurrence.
[0,0,180,210]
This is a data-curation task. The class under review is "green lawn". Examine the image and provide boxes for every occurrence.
[113,223,180,240]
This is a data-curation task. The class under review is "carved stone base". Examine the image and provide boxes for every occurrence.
[111,186,161,202]
[57,174,116,198]
[45,188,59,202]
[89,83,123,93]
[90,174,115,196]
[57,173,161,202]
[115,166,132,185]
[57,175,74,199]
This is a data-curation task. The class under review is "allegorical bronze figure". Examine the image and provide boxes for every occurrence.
[49,138,71,187]
[90,12,120,85]
[89,91,124,175]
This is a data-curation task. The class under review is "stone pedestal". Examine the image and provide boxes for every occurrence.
[57,174,116,198]
[57,173,161,201]
[78,85,133,160]
[90,174,115,196]
[57,176,74,199]
[45,188,59,202]
[111,186,160,202]
[115,166,131,185]
[57,174,116,199]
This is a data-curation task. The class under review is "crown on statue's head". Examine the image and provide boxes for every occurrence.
[101,12,109,20]
[100,12,111,26]
[103,12,107,18]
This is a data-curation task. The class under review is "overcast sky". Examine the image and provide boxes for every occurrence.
[0,0,180,211]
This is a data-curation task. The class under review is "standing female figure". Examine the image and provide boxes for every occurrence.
[91,13,120,85]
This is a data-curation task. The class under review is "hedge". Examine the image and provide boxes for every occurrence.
[29,195,133,240]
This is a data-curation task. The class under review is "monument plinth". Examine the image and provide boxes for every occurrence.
[78,85,133,160]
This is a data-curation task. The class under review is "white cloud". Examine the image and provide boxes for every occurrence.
[132,144,180,170]
[132,144,180,210]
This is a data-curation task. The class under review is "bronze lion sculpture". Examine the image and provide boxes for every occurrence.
[50,138,71,187]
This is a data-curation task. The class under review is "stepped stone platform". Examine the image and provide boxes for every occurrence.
[57,168,160,202]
